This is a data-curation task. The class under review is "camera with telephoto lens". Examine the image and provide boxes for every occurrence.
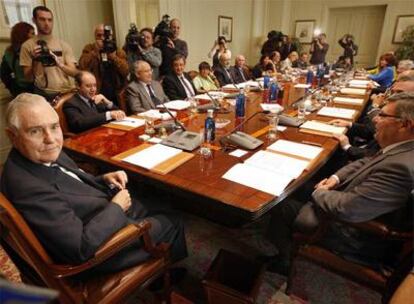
[35,40,56,66]
[125,23,141,52]
[154,14,174,47]
[102,25,117,54]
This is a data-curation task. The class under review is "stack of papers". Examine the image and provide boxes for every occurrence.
[317,107,356,119]
[267,139,323,160]
[138,109,177,120]
[122,144,182,170]
[109,117,146,128]
[194,91,229,100]
[222,80,261,90]
[340,88,366,95]
[260,103,283,113]
[333,96,364,105]
[349,79,370,86]
[156,100,190,110]
[294,83,311,89]
[300,120,347,135]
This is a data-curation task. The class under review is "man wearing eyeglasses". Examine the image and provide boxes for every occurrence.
[266,92,414,275]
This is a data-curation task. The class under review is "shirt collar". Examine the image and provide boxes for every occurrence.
[383,139,414,154]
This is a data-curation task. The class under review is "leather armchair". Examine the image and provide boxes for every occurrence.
[53,91,77,138]
[0,192,171,304]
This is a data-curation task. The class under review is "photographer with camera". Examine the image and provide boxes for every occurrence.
[338,34,358,65]
[79,24,128,107]
[155,17,188,77]
[20,6,78,101]
[124,26,162,80]
[309,33,329,65]
[261,30,283,56]
[208,36,231,70]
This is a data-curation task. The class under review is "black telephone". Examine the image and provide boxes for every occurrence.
[222,131,263,150]
[278,114,304,127]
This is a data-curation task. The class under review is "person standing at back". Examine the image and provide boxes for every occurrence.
[310,33,329,65]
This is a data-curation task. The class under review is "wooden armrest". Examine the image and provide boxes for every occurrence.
[345,220,413,240]
[51,221,153,277]
[63,132,76,138]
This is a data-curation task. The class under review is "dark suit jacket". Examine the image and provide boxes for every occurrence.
[230,66,251,84]
[162,73,196,100]
[214,65,233,87]
[0,149,186,273]
[126,80,169,114]
[63,93,115,133]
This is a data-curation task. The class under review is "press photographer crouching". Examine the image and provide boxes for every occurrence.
[79,24,128,107]
[124,24,162,80]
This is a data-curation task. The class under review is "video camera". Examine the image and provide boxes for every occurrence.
[102,25,117,54]
[154,14,173,47]
[125,23,142,52]
[35,40,56,66]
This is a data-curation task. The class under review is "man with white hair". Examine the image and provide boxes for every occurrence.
[1,93,187,273]
[230,54,251,84]
[213,52,234,87]
[397,59,414,75]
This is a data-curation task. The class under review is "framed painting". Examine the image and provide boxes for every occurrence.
[218,15,232,42]
[295,20,315,44]
[393,15,414,43]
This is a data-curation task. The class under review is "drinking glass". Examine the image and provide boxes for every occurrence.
[297,103,307,120]
[145,118,155,135]
[268,115,279,140]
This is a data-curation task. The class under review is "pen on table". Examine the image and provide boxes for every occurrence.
[301,140,322,147]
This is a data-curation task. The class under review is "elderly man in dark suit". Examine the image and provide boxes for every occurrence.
[63,71,125,133]
[162,54,196,100]
[213,52,234,87]
[1,93,187,274]
[230,55,251,84]
[126,60,169,114]
[266,92,414,275]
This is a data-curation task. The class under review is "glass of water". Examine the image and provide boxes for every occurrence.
[268,114,279,140]
[297,102,307,120]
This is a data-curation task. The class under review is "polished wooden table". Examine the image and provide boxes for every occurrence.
[63,87,369,226]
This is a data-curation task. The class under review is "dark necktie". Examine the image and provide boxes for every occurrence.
[88,99,96,109]
[239,68,247,82]
[147,84,160,106]
[225,68,233,83]
[180,76,194,97]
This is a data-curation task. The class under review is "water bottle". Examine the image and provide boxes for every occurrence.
[263,75,270,89]
[306,69,313,85]
[269,82,278,103]
[204,109,216,143]
[235,89,246,118]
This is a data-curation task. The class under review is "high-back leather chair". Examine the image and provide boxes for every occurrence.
[52,91,76,138]
[117,87,129,115]
[0,192,171,304]
[286,208,413,302]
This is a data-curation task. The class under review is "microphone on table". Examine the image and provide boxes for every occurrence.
[197,87,230,114]
[219,110,270,151]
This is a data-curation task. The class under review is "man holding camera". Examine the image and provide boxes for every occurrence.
[309,33,329,65]
[20,6,78,101]
[125,27,162,80]
[79,24,128,107]
[338,34,358,65]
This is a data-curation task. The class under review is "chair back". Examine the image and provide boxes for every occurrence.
[117,87,129,115]
[188,70,199,80]
[53,92,76,137]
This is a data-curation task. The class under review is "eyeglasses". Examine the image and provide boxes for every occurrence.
[377,112,402,119]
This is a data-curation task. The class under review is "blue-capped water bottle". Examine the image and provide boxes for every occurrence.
[306,68,313,85]
[204,109,216,143]
[269,81,278,103]
[263,75,270,89]
[235,89,246,118]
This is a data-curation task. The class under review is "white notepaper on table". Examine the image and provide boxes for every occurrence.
[245,150,309,179]
[194,91,229,100]
[260,103,284,113]
[156,100,190,110]
[294,83,311,89]
[109,117,146,128]
[340,88,366,95]
[317,107,356,119]
[300,120,347,135]
[138,109,177,120]
[222,163,293,196]
[122,144,182,170]
[349,80,370,86]
[267,139,323,160]
[229,149,248,158]
[333,96,364,105]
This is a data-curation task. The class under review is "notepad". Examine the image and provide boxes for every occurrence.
[156,100,190,110]
[300,120,347,136]
[294,83,311,89]
[267,139,323,160]
[260,103,284,113]
[349,80,370,86]
[317,107,356,119]
[340,88,366,95]
[122,144,182,170]
[138,109,177,120]
[333,96,364,105]
[109,117,146,128]
[194,92,229,100]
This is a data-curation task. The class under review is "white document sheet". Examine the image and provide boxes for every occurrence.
[260,103,284,113]
[122,144,182,169]
[222,80,261,90]
[349,80,370,86]
[340,88,366,95]
[333,96,364,105]
[294,83,311,89]
[245,150,309,179]
[109,117,146,128]
[194,91,229,100]
[317,107,356,119]
[138,109,177,120]
[222,163,293,196]
[156,100,190,110]
[300,120,347,135]
[267,139,323,160]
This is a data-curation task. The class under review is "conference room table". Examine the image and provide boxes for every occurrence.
[63,82,370,226]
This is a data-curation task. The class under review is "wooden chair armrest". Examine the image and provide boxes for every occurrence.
[50,221,153,277]
[344,220,413,240]
[63,132,76,139]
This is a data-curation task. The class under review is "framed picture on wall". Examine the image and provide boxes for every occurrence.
[295,20,315,44]
[393,15,414,44]
[218,16,232,42]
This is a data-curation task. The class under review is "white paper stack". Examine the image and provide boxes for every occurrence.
[317,107,356,119]
[194,91,229,100]
[294,83,311,89]
[300,120,347,135]
[109,117,146,128]
[267,139,323,160]
[138,109,177,120]
[340,88,366,96]
[349,80,370,88]
[222,80,261,90]
[333,96,364,105]
[122,144,182,170]
[156,100,190,110]
[260,103,284,113]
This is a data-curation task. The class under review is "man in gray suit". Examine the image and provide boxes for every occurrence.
[126,60,169,114]
[266,92,414,275]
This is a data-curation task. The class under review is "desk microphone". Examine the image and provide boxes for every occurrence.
[199,88,231,114]
[220,110,270,150]
[155,96,186,131]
